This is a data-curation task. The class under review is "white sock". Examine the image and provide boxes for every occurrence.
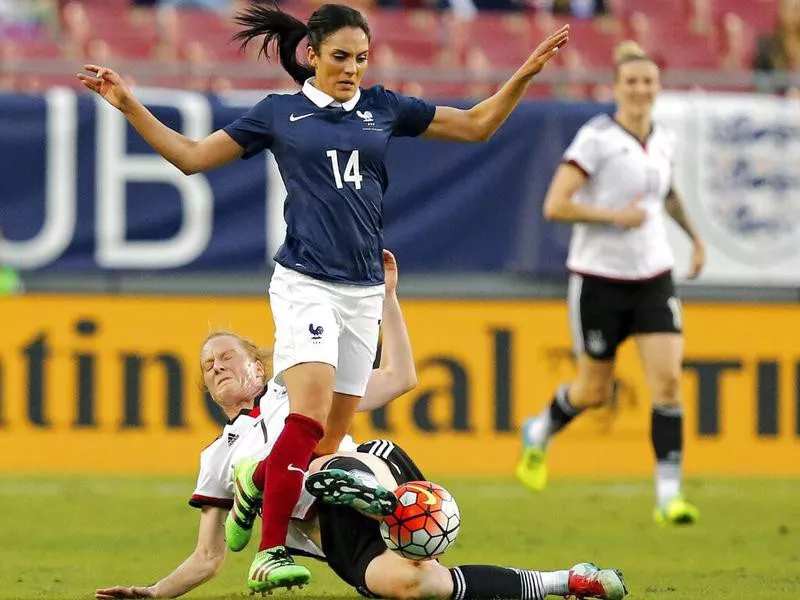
[539,570,570,596]
[525,409,553,449]
[526,385,576,449]
[655,461,681,506]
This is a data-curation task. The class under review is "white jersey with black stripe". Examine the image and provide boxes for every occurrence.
[189,378,358,558]
[563,114,676,280]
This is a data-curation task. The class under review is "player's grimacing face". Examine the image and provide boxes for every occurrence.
[308,26,369,103]
[614,60,660,120]
[201,335,264,405]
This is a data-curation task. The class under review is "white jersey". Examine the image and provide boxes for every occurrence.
[189,379,358,558]
[564,114,676,280]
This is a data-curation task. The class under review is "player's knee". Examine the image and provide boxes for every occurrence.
[371,562,424,599]
[391,568,426,599]
[652,372,681,406]
[574,380,614,408]
[385,562,446,600]
[284,367,334,422]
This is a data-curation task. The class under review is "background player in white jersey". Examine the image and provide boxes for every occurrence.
[516,41,706,526]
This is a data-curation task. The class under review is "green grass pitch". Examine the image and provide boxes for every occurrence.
[1,476,798,599]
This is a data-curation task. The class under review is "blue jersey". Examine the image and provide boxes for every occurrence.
[223,80,436,285]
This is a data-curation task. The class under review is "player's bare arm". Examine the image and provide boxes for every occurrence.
[95,506,227,599]
[422,25,569,142]
[665,184,706,278]
[358,250,417,412]
[77,65,243,175]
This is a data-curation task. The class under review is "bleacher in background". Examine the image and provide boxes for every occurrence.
[0,0,783,96]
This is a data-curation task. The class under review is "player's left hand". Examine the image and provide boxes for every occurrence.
[521,24,570,78]
[96,585,155,599]
[687,240,706,279]
[383,249,398,296]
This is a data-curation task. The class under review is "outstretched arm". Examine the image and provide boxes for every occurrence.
[422,25,569,142]
[95,507,227,599]
[77,65,243,175]
[358,250,417,412]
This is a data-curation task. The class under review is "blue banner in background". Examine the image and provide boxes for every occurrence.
[0,89,605,275]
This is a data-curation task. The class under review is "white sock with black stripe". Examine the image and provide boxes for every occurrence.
[449,565,569,599]
[538,570,569,596]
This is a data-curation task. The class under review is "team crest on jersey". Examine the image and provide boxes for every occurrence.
[227,433,240,447]
[586,330,606,356]
[309,323,324,342]
[357,110,383,131]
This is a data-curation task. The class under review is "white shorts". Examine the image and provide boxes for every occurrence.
[268,263,385,397]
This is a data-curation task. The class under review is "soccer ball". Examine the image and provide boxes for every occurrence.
[379,480,460,560]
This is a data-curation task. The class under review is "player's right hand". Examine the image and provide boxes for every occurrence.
[77,65,134,113]
[96,585,155,599]
[613,200,647,229]
[521,24,570,78]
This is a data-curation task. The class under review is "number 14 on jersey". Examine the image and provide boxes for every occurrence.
[326,149,363,190]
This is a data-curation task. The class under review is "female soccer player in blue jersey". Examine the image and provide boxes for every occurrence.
[77,2,568,592]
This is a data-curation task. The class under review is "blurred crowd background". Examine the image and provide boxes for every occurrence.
[1,0,799,99]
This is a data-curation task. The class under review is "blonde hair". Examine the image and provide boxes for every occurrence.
[613,40,655,80]
[200,330,273,389]
[614,40,649,65]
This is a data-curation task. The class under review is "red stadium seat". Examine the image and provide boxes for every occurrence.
[467,12,534,68]
[561,19,621,68]
[2,1,785,94]
[723,0,778,35]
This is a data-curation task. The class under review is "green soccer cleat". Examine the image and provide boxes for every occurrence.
[225,458,262,552]
[654,496,699,526]
[568,562,628,600]
[248,546,311,593]
[305,468,398,517]
[516,417,549,492]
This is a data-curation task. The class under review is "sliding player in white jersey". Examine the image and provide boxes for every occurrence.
[95,250,413,599]
[96,252,627,600]
[516,41,705,526]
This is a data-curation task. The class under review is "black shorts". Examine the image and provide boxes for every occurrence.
[568,270,682,361]
[316,440,426,598]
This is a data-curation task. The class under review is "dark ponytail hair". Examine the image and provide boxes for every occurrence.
[233,2,372,86]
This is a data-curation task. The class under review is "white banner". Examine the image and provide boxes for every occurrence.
[656,91,800,285]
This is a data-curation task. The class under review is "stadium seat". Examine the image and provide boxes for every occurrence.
[561,19,621,68]
[1,1,786,95]
[723,0,778,36]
